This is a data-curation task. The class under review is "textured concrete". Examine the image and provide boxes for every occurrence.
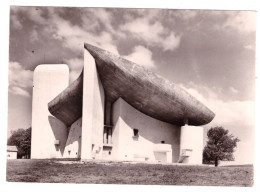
[48,43,214,127]
[111,98,180,163]
[63,118,82,158]
[32,44,212,164]
[31,65,69,159]
[81,49,105,160]
[48,72,83,126]
[84,43,215,126]
[180,125,204,164]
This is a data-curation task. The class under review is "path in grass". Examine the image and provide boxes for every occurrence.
[6,159,253,186]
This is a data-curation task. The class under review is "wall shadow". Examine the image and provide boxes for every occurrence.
[64,119,82,158]
[48,116,68,156]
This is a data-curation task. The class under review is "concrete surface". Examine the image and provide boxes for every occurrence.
[63,117,82,158]
[48,72,83,126]
[180,125,204,164]
[111,97,180,163]
[31,64,69,159]
[81,49,105,160]
[48,43,215,127]
[84,43,215,126]
[31,44,212,164]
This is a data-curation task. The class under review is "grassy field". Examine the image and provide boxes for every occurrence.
[6,159,253,186]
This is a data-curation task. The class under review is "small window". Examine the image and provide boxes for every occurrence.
[133,129,139,137]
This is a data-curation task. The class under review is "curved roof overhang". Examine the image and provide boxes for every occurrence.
[48,72,83,126]
[48,43,215,127]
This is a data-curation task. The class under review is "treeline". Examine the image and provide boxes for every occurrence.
[7,127,31,159]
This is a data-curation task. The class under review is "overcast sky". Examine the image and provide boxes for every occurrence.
[8,6,256,163]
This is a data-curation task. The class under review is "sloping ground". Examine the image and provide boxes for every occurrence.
[6,159,253,186]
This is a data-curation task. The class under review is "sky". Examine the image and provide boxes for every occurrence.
[8,6,256,164]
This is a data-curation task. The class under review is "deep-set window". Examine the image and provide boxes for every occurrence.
[133,129,139,137]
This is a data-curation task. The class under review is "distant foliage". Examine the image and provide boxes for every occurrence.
[203,126,239,167]
[7,127,31,158]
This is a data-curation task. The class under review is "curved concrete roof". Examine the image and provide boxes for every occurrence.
[48,72,83,126]
[48,43,215,126]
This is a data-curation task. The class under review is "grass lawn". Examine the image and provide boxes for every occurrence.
[6,159,253,186]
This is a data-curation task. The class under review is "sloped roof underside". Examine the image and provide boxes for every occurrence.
[48,43,215,127]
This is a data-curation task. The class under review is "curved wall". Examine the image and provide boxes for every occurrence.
[63,118,82,158]
[180,125,204,164]
[81,49,105,160]
[112,98,181,163]
[31,64,69,159]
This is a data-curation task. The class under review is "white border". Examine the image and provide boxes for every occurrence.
[1,1,259,192]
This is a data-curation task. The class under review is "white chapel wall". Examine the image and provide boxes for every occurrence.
[31,64,69,159]
[63,117,82,158]
[112,98,181,163]
[81,49,105,160]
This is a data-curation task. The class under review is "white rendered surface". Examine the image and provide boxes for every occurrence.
[81,49,105,160]
[180,125,204,164]
[111,98,180,163]
[31,64,69,159]
[63,118,82,158]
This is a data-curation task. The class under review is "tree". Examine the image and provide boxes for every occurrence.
[203,126,239,167]
[7,127,31,159]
